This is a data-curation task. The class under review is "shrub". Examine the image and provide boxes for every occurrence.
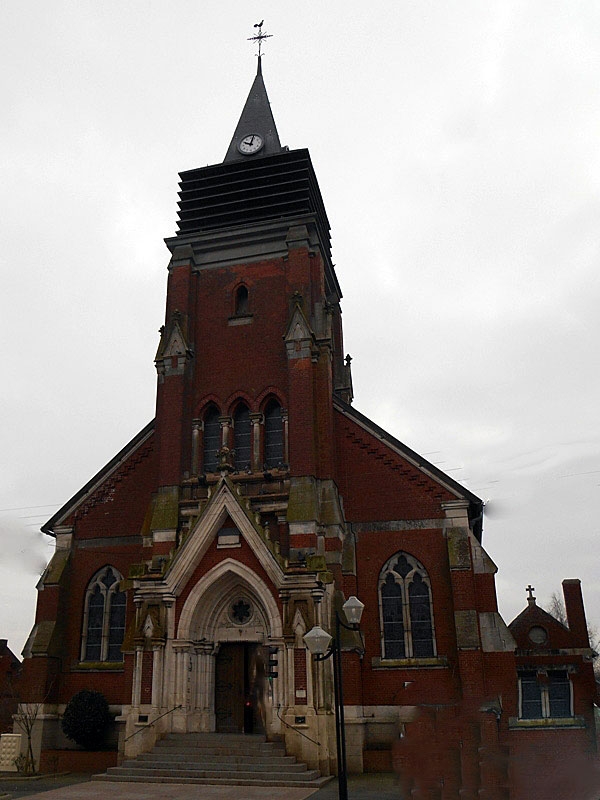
[61,690,111,750]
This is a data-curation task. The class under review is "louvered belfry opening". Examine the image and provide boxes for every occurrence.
[176,149,332,258]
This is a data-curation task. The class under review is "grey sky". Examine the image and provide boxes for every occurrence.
[2,1,599,655]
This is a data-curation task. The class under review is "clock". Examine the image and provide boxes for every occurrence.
[238,133,264,155]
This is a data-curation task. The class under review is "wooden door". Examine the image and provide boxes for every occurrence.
[215,643,245,732]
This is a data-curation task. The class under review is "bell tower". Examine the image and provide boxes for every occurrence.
[152,50,352,565]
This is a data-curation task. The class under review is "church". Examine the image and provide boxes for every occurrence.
[18,43,598,799]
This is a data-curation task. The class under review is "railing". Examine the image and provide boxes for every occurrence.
[124,704,183,743]
[276,705,321,746]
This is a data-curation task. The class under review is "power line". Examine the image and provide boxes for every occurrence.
[0,503,60,513]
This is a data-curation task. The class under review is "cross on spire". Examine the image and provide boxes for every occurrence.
[526,584,536,604]
[247,21,272,58]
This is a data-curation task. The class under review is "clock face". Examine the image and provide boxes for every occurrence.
[238,133,264,155]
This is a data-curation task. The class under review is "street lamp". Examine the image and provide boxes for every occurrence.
[304,596,365,800]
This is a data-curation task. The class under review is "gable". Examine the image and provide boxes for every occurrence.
[163,477,286,597]
[334,401,481,531]
[508,603,575,650]
[41,421,155,536]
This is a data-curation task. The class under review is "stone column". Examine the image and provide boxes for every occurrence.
[132,647,143,707]
[281,408,289,465]
[206,648,217,731]
[218,416,231,448]
[250,412,263,471]
[285,643,295,710]
[151,645,164,709]
[191,418,202,477]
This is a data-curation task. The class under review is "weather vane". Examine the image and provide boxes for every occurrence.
[247,20,272,58]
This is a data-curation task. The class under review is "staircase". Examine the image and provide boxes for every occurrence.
[93,732,331,788]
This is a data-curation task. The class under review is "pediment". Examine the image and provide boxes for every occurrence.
[163,478,286,596]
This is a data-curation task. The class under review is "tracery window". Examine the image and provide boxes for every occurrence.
[379,552,435,659]
[519,670,571,719]
[81,566,126,662]
[233,404,251,470]
[203,405,221,473]
[264,400,284,468]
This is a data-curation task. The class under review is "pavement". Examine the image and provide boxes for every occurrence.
[0,772,401,800]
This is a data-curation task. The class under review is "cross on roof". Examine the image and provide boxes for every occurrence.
[526,584,536,603]
[247,21,272,58]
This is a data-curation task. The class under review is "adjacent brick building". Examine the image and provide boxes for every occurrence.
[18,56,598,797]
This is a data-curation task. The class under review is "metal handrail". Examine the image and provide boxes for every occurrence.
[124,704,183,742]
[276,704,321,746]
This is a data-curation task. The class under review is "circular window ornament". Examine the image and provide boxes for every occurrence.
[229,597,253,626]
[528,625,548,645]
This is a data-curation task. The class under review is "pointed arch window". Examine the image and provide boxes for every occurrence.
[379,553,435,659]
[81,566,126,663]
[233,404,251,470]
[264,400,284,468]
[203,405,221,473]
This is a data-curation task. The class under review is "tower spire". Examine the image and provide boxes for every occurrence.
[223,24,283,163]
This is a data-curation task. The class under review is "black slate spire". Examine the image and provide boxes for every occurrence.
[223,56,284,163]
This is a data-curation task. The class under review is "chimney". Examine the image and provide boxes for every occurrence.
[562,579,589,647]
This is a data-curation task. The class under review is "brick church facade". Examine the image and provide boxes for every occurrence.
[19,57,598,798]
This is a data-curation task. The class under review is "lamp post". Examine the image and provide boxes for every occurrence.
[304,595,365,800]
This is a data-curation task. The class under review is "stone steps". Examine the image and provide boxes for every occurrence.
[92,732,331,788]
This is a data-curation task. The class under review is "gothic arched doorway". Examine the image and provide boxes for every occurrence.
[176,559,283,735]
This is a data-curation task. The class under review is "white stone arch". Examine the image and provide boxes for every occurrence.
[177,558,283,642]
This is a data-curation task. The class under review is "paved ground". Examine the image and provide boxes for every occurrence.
[0,772,401,800]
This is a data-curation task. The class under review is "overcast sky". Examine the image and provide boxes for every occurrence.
[2,1,599,656]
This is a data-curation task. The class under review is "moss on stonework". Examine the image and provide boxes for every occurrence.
[318,480,345,526]
[287,477,319,522]
[447,527,471,569]
[42,549,70,585]
[306,555,327,572]
[128,563,148,578]
[29,621,56,655]
[148,486,179,532]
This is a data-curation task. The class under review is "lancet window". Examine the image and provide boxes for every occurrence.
[233,404,251,470]
[379,552,435,659]
[203,405,221,473]
[81,566,126,662]
[264,400,284,468]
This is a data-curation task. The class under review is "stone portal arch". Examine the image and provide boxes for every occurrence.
[178,558,283,641]
[173,559,283,735]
